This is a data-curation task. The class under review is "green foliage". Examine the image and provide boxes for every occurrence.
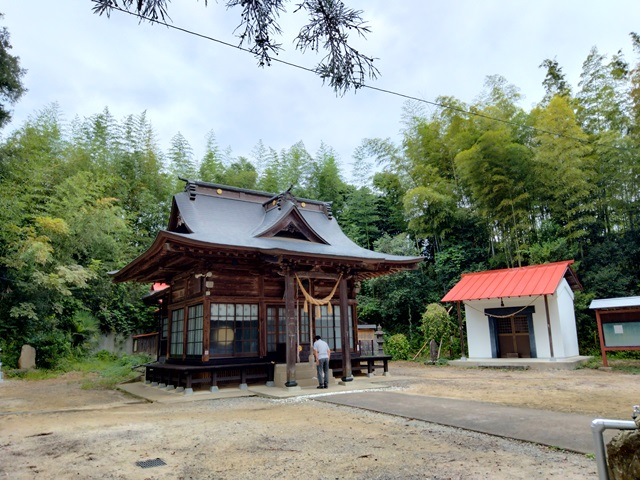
[573,291,599,355]
[6,352,152,387]
[28,329,70,369]
[420,303,452,345]
[384,333,411,360]
[78,353,152,389]
[0,15,26,128]
[356,234,435,342]
[578,355,640,374]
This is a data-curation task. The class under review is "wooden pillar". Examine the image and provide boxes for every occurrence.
[544,295,555,359]
[284,271,298,387]
[339,277,353,382]
[595,310,608,367]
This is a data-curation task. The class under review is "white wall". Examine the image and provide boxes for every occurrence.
[92,333,133,355]
[465,304,492,358]
[556,280,580,357]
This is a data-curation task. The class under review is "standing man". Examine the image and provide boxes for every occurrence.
[313,335,331,389]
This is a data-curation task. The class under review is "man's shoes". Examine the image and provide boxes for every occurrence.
[317,386,324,389]
[323,385,328,388]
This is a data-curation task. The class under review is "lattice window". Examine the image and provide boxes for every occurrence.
[186,304,204,356]
[497,318,513,334]
[170,308,184,356]
[513,316,529,333]
[316,305,354,350]
[210,303,258,356]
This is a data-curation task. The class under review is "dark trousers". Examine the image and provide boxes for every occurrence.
[317,358,329,387]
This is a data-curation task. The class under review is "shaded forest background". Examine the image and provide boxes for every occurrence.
[2,35,640,367]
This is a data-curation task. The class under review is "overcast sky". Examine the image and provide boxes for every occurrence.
[2,1,640,181]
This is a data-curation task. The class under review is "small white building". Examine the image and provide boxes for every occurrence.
[442,260,585,364]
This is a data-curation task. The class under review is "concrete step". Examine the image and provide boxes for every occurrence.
[273,362,335,388]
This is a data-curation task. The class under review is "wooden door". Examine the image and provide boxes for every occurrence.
[497,315,531,358]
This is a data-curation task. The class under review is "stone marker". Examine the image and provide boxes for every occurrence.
[429,339,438,363]
[18,344,36,370]
[607,412,640,480]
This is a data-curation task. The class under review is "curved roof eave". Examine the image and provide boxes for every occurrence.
[112,230,423,283]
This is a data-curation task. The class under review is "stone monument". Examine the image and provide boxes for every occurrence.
[18,344,36,370]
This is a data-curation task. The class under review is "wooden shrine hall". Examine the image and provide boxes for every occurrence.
[111,180,423,390]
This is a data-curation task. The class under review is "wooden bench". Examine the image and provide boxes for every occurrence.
[145,362,274,392]
[330,355,392,378]
[356,355,392,376]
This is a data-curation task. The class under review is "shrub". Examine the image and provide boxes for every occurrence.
[28,330,71,369]
[385,333,411,360]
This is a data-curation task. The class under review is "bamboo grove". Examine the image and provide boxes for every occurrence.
[1,39,640,367]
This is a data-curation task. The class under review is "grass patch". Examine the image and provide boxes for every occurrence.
[608,360,640,375]
[578,355,640,374]
[5,369,61,380]
[4,351,152,389]
[77,352,152,390]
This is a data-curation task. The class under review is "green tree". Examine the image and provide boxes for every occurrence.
[339,186,380,249]
[0,105,160,367]
[530,95,594,250]
[455,127,532,266]
[0,14,26,128]
[256,147,284,193]
[307,142,346,211]
[419,303,455,358]
[357,234,432,343]
[220,157,258,189]
[280,141,313,196]
[199,130,225,183]
[372,172,407,237]
[576,47,630,135]
[168,132,196,185]
[539,58,572,105]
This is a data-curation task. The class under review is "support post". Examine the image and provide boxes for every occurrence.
[595,310,608,367]
[339,277,353,382]
[284,271,298,387]
[544,295,555,359]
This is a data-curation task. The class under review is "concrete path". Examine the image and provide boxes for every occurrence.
[317,391,613,455]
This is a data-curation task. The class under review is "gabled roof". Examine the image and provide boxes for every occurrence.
[112,180,424,283]
[441,260,582,303]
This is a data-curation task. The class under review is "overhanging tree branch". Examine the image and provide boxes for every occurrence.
[90,0,378,94]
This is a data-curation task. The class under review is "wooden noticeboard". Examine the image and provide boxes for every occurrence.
[594,308,640,367]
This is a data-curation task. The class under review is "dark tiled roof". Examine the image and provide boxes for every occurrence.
[171,187,417,261]
[112,181,423,282]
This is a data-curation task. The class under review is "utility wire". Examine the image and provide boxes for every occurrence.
[102,5,629,151]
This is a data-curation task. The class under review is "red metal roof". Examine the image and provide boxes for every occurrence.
[441,260,578,302]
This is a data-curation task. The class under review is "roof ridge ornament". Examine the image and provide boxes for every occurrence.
[179,177,197,201]
[264,185,295,210]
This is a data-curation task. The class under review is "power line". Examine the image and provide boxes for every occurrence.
[101,5,630,152]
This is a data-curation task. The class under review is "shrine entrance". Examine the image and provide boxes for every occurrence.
[496,315,531,358]
[486,306,537,359]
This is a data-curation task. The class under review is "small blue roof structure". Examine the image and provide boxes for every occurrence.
[589,296,640,310]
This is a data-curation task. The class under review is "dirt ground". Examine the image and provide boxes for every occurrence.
[1,361,639,479]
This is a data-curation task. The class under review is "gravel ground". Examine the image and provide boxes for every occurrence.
[3,361,637,479]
